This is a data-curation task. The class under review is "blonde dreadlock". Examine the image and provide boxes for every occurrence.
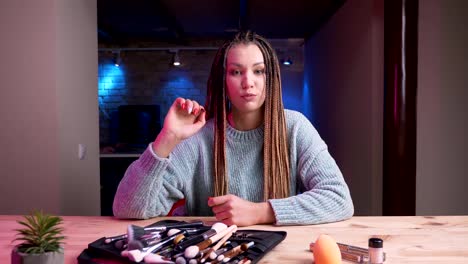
[205,31,290,201]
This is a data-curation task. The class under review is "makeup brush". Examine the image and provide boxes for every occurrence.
[127,240,146,251]
[128,230,184,251]
[208,246,230,261]
[127,229,187,263]
[127,220,205,241]
[107,225,164,244]
[173,234,186,245]
[184,225,238,259]
[143,253,175,264]
[127,232,165,250]
[142,228,201,253]
[108,221,200,244]
[175,222,227,252]
[104,234,127,244]
[217,241,254,262]
[175,256,187,264]
[143,221,205,232]
[154,245,174,257]
[167,228,181,236]
[238,257,252,264]
[202,231,236,262]
[114,239,127,250]
[169,227,212,247]
[185,247,212,263]
[127,225,162,242]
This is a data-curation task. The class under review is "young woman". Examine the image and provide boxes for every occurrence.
[113,31,354,226]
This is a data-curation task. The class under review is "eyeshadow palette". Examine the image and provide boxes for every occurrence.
[77,220,286,264]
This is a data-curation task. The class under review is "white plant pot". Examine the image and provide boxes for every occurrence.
[11,246,64,264]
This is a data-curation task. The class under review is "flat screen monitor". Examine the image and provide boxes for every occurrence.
[117,105,161,148]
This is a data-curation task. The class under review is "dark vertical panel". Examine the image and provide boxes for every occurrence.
[383,0,418,215]
[239,0,249,30]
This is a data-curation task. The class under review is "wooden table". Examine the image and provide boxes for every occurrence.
[1,215,467,263]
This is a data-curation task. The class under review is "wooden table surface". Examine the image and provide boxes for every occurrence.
[1,215,467,263]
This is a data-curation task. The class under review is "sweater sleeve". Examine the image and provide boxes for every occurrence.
[112,143,190,219]
[268,113,354,225]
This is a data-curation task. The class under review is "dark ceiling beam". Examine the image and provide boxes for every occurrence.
[98,29,111,39]
[148,0,187,44]
[97,21,129,46]
[239,0,249,31]
[304,0,346,40]
[97,0,132,45]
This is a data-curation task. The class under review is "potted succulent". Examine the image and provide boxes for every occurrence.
[11,210,65,264]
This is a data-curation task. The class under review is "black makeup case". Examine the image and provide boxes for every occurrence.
[77,220,287,264]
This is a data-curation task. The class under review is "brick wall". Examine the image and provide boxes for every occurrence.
[98,41,304,146]
[98,49,215,145]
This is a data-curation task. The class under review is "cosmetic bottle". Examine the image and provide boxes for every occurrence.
[368,238,384,264]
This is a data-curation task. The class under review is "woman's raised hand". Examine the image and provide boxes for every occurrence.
[152,98,206,158]
[164,98,206,140]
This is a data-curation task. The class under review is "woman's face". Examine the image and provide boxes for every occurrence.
[225,43,266,115]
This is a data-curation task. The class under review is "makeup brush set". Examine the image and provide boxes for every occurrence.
[77,220,286,264]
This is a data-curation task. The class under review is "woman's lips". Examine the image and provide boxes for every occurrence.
[241,94,256,101]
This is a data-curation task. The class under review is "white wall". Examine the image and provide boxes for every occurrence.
[0,1,60,214]
[0,0,99,215]
[303,0,384,215]
[56,0,100,215]
[417,0,468,215]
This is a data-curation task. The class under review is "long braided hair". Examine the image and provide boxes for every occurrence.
[205,31,290,201]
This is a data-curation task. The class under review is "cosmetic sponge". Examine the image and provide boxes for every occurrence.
[313,234,342,264]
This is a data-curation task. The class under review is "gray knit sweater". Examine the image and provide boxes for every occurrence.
[113,110,354,225]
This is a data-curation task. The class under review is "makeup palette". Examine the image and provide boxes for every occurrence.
[77,220,286,264]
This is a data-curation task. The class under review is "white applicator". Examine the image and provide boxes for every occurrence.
[143,253,175,264]
[184,225,238,259]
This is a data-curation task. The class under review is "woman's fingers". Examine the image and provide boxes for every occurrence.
[214,210,233,220]
[175,97,186,109]
[208,195,262,226]
[174,98,204,116]
[208,194,232,207]
[184,99,194,114]
[211,201,231,214]
[194,108,206,127]
[191,101,201,115]
[211,202,234,225]
[164,98,207,140]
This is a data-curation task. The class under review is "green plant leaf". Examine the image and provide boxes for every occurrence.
[13,210,65,254]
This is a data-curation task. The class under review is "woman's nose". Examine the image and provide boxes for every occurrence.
[242,72,254,89]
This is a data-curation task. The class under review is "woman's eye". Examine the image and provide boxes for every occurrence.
[230,69,241,75]
[254,69,265,75]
